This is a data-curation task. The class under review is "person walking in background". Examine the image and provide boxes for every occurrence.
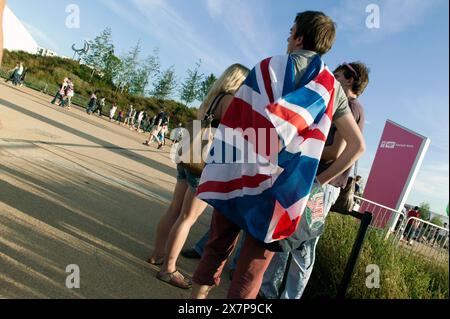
[12,62,24,86]
[62,78,74,109]
[130,108,138,129]
[144,108,168,147]
[5,62,18,84]
[86,91,98,114]
[354,175,363,195]
[19,67,28,87]
[147,64,249,290]
[124,105,134,127]
[51,78,68,106]
[109,103,118,121]
[434,223,448,248]
[136,110,145,132]
[116,110,124,124]
[157,116,170,149]
[96,97,106,116]
[404,206,421,245]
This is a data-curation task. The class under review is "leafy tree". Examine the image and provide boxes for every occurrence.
[130,49,160,96]
[180,60,203,106]
[198,73,217,102]
[114,41,141,93]
[83,28,115,78]
[430,216,444,227]
[151,66,177,100]
[103,50,122,85]
[419,202,431,221]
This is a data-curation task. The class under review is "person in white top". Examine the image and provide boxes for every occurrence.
[109,103,118,121]
[124,105,134,127]
[11,62,24,86]
[136,110,145,132]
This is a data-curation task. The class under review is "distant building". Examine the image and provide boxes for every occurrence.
[3,6,39,54]
[37,47,57,57]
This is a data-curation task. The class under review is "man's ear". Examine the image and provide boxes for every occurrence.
[295,35,304,49]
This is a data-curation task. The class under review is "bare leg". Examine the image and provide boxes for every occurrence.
[161,188,208,274]
[191,284,213,299]
[149,180,188,263]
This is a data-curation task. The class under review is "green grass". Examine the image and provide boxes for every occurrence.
[303,213,449,299]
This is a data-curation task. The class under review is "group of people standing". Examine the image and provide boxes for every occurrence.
[50,77,75,109]
[146,11,370,300]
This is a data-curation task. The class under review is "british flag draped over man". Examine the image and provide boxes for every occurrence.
[197,54,337,244]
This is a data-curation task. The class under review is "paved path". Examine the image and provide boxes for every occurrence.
[0,80,231,299]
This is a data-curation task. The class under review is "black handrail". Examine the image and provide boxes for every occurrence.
[337,211,373,299]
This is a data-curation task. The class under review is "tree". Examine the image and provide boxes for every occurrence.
[130,49,160,96]
[114,41,141,93]
[430,216,444,227]
[419,202,431,221]
[103,51,122,85]
[198,73,217,102]
[151,66,177,100]
[83,28,115,79]
[180,60,203,106]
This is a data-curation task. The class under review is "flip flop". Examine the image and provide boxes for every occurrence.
[156,270,192,290]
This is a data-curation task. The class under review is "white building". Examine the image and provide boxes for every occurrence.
[37,47,57,57]
[3,5,39,54]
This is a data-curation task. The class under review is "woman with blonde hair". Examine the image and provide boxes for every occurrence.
[148,63,250,289]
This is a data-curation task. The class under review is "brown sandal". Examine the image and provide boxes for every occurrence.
[156,270,192,289]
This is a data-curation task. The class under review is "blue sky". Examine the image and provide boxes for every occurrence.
[7,0,449,216]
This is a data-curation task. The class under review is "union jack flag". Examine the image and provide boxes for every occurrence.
[197,54,337,244]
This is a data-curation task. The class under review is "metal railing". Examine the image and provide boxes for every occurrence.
[393,217,449,264]
[353,195,404,235]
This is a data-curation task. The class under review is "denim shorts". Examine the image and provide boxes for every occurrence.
[177,164,200,191]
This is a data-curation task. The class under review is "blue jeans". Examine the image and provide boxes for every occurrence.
[260,237,319,299]
[259,184,340,299]
[193,229,245,270]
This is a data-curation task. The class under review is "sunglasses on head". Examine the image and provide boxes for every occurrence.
[343,63,359,79]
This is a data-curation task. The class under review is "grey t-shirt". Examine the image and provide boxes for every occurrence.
[290,49,350,121]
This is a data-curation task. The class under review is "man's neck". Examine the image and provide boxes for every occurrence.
[345,88,358,100]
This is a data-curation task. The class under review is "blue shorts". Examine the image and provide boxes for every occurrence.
[177,164,200,191]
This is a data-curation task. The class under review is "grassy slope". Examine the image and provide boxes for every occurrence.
[1,50,197,127]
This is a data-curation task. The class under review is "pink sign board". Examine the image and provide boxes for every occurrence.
[361,120,430,228]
